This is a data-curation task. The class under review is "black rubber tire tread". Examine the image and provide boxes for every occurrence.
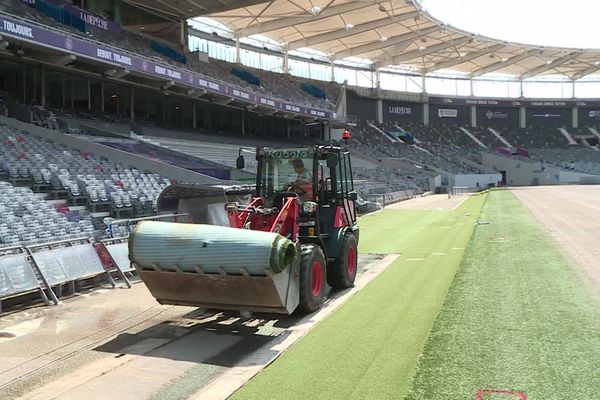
[327,232,358,289]
[297,244,327,313]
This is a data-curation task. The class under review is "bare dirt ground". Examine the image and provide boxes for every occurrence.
[386,193,470,211]
[511,186,600,291]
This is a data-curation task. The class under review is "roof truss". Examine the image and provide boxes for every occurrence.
[519,52,582,80]
[571,65,600,80]
[424,44,505,73]
[334,25,439,60]
[377,36,472,67]
[239,0,389,37]
[470,49,543,78]
[287,11,420,51]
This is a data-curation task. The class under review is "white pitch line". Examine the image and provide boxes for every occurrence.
[188,253,400,400]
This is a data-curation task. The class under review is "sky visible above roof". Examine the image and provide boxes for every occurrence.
[419,0,599,49]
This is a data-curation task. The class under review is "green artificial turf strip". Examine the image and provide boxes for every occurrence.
[404,190,600,400]
[230,193,488,400]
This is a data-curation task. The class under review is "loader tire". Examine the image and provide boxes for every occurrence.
[298,244,327,313]
[327,232,358,289]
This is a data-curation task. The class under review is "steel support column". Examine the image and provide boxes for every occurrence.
[130,87,135,122]
[235,32,241,64]
[40,66,46,107]
[192,101,197,128]
[283,46,289,74]
[100,82,104,112]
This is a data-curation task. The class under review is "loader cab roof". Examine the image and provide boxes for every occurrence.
[257,145,344,161]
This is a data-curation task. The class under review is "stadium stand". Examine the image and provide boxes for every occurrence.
[522,147,600,174]
[142,128,427,195]
[353,121,482,175]
[142,136,259,174]
[0,123,171,232]
[495,126,571,148]
[1,0,339,113]
[465,126,506,149]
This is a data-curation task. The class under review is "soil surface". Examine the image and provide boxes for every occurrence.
[511,186,600,291]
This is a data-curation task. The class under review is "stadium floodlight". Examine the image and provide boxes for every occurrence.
[102,68,117,77]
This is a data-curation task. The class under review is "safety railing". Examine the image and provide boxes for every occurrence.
[366,189,419,208]
[107,213,192,238]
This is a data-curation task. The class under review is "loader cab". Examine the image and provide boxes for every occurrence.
[254,146,357,241]
[313,146,358,242]
[255,147,315,206]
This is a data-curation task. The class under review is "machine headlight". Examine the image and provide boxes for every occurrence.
[302,201,318,214]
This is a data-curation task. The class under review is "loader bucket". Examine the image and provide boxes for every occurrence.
[129,221,300,314]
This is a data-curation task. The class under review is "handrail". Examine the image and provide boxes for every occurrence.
[107,212,192,238]
[0,244,27,256]
[26,236,92,252]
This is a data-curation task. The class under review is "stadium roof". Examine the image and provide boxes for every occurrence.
[124,0,271,20]
[203,0,600,80]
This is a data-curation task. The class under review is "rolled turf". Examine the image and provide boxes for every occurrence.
[404,189,600,400]
[230,193,488,400]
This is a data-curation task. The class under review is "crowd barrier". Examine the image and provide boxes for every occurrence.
[27,237,114,298]
[0,213,196,313]
[0,246,49,313]
[366,189,420,208]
